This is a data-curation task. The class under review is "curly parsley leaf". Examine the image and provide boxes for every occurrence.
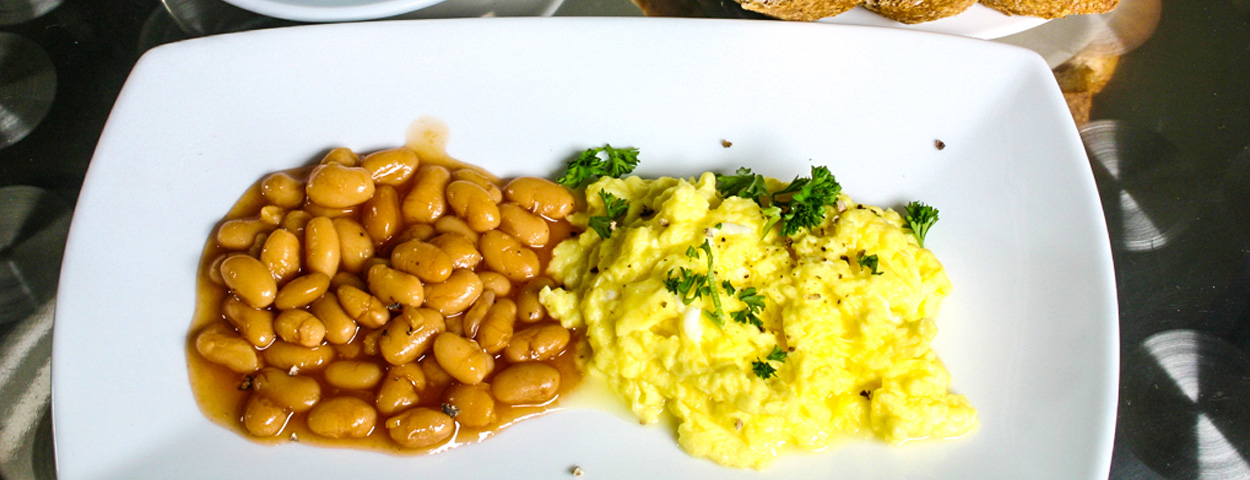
[718,166,841,238]
[730,287,766,331]
[752,346,788,379]
[765,345,788,363]
[663,267,705,305]
[858,253,883,276]
[752,360,778,380]
[773,166,841,236]
[556,144,641,188]
[904,201,939,248]
[588,190,629,239]
[663,239,725,326]
[716,167,771,201]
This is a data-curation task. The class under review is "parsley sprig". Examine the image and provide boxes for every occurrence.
[663,240,727,326]
[588,190,629,239]
[752,345,788,380]
[730,287,766,330]
[556,144,640,188]
[903,201,939,248]
[858,253,883,276]
[716,166,842,238]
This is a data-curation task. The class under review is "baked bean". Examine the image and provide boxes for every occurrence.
[491,362,560,405]
[428,233,481,270]
[333,217,375,273]
[446,180,501,232]
[320,147,360,167]
[280,209,313,234]
[479,230,539,282]
[306,162,376,209]
[307,396,376,439]
[498,203,550,247]
[360,325,382,355]
[361,148,419,186]
[262,341,336,371]
[242,395,288,437]
[336,285,389,329]
[206,253,229,285]
[386,408,454,448]
[330,271,368,291]
[309,294,358,344]
[433,332,494,385]
[217,218,272,250]
[324,360,384,390]
[253,367,322,412]
[443,383,496,428]
[503,177,575,220]
[450,168,503,203]
[304,216,341,277]
[420,355,454,391]
[391,240,453,284]
[362,185,402,246]
[220,255,277,308]
[444,313,465,337]
[195,324,262,373]
[433,215,479,244]
[380,308,445,365]
[246,232,269,259]
[222,296,276,348]
[260,172,305,208]
[422,268,482,316]
[476,298,516,354]
[360,256,390,272]
[335,338,365,359]
[477,271,511,297]
[517,277,556,323]
[260,228,301,284]
[461,291,495,339]
[367,264,424,308]
[274,272,330,310]
[377,363,426,415]
[274,310,326,347]
[259,205,285,226]
[402,165,451,224]
[302,201,356,219]
[504,323,570,363]
[392,224,436,246]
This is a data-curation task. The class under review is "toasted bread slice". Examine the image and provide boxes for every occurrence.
[735,0,860,21]
[864,0,977,23]
[980,0,1120,18]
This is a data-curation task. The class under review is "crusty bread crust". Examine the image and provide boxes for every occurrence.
[863,0,978,23]
[736,0,859,21]
[980,0,1120,18]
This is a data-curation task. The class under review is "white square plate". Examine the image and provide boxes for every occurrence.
[53,18,1117,480]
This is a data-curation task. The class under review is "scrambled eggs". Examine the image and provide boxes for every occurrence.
[541,173,977,469]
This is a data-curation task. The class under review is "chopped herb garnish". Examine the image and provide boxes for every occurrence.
[858,253,883,276]
[903,201,939,247]
[765,345,788,362]
[718,166,841,238]
[752,346,788,379]
[556,144,640,187]
[773,166,841,236]
[663,239,725,326]
[588,190,629,239]
[730,287,766,331]
[752,360,778,380]
[716,167,771,202]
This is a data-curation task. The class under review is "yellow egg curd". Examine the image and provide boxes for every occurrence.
[540,173,977,469]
